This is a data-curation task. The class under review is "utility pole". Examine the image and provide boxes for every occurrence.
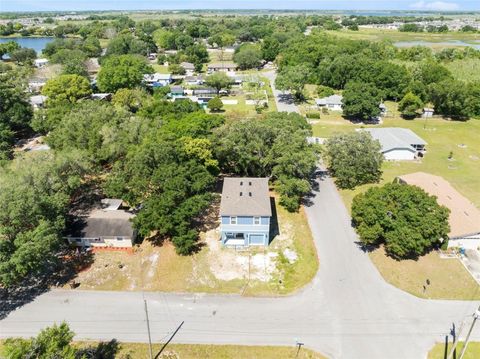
[447,321,465,359]
[458,305,480,359]
[144,299,153,359]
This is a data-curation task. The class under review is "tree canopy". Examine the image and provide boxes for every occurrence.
[97,55,153,92]
[342,82,382,121]
[42,74,92,105]
[324,131,384,189]
[352,183,450,259]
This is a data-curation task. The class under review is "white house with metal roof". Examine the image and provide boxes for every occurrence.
[315,94,343,111]
[219,177,272,247]
[361,127,427,161]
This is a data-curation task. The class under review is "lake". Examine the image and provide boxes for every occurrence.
[394,40,480,50]
[0,37,54,55]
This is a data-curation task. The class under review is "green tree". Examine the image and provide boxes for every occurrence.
[168,63,186,75]
[205,72,233,94]
[106,33,149,57]
[324,131,384,189]
[112,87,151,113]
[428,80,473,120]
[207,96,223,112]
[42,74,92,105]
[415,61,452,85]
[0,70,33,158]
[10,47,36,65]
[316,85,335,98]
[0,151,90,286]
[275,64,311,101]
[104,133,216,255]
[2,322,77,359]
[47,101,132,162]
[351,183,450,259]
[398,92,423,118]
[342,82,382,121]
[0,40,20,59]
[234,44,262,70]
[97,55,153,92]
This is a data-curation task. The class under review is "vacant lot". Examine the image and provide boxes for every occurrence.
[65,197,318,296]
[370,246,480,300]
[428,342,480,359]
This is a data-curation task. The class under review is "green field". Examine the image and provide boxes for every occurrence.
[445,58,480,83]
[325,28,480,44]
[428,342,480,359]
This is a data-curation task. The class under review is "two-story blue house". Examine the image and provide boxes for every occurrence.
[219,177,272,247]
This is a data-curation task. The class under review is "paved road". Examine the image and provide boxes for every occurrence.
[264,71,300,113]
[1,172,479,358]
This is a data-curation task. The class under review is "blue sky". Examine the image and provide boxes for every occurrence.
[1,1,479,12]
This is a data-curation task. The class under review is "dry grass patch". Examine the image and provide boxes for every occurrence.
[370,247,480,300]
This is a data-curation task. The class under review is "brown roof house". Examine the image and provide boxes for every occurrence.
[219,177,272,247]
[66,199,136,249]
[397,172,480,249]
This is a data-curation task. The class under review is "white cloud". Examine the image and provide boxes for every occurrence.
[410,1,460,11]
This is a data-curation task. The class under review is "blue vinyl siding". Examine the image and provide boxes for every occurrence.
[238,216,253,225]
[221,216,230,224]
[261,217,270,225]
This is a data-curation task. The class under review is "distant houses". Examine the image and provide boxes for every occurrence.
[66,199,136,249]
[219,177,272,247]
[180,62,195,75]
[397,172,480,250]
[361,127,427,161]
[207,63,238,73]
[143,73,172,87]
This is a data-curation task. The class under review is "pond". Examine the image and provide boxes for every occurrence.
[0,37,54,55]
[394,40,480,50]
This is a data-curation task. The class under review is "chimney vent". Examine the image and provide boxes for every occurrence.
[240,192,243,196]
[249,192,252,197]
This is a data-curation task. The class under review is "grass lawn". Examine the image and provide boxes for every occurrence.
[66,197,318,296]
[428,342,480,359]
[0,341,325,359]
[370,246,480,300]
[152,64,170,74]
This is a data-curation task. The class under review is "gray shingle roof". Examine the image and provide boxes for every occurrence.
[220,177,272,217]
[315,94,343,106]
[68,209,135,239]
[362,128,426,153]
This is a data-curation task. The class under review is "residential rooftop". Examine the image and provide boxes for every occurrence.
[315,94,343,106]
[397,172,480,238]
[220,177,272,217]
[362,127,426,153]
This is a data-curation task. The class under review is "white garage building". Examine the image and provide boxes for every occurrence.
[397,172,480,250]
[362,127,427,161]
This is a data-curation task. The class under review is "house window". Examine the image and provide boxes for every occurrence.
[116,237,123,241]
[254,217,260,225]
[230,216,237,225]
[75,238,82,243]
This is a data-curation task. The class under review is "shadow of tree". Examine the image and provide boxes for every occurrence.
[0,249,94,320]
[76,339,120,359]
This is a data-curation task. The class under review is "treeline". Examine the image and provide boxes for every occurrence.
[276,32,480,120]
